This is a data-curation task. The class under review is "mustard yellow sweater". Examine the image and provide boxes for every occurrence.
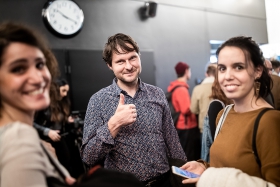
[211,107,280,186]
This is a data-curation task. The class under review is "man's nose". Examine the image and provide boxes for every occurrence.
[124,60,133,69]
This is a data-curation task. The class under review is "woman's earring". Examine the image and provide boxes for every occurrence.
[254,78,261,97]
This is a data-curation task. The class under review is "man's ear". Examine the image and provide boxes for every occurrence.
[107,63,112,70]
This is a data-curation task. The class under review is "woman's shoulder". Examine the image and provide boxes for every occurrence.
[0,122,40,148]
[1,121,36,133]
[259,108,280,124]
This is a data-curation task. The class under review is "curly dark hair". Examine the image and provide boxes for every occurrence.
[216,36,271,100]
[0,21,59,111]
[102,33,139,66]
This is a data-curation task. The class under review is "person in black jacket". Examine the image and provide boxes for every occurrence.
[34,79,74,173]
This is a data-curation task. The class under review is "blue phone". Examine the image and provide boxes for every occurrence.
[171,166,200,178]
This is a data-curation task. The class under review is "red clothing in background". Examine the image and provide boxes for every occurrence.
[167,80,197,130]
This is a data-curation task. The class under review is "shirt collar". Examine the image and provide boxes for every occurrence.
[112,77,145,95]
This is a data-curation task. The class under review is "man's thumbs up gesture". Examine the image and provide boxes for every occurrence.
[108,93,137,138]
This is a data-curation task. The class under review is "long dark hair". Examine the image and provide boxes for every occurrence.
[49,79,70,123]
[0,21,59,113]
[216,36,272,100]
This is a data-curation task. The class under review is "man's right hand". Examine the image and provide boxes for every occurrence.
[108,93,137,138]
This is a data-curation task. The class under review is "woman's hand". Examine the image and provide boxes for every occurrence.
[65,176,76,185]
[48,130,61,142]
[68,116,74,123]
[180,161,206,184]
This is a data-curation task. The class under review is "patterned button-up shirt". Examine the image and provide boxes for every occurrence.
[81,78,187,181]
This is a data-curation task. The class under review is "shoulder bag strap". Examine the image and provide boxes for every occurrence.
[40,143,67,179]
[170,85,186,93]
[252,108,273,168]
[214,104,234,140]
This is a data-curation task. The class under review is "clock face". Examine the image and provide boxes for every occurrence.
[42,0,84,37]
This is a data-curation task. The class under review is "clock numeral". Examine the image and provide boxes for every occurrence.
[62,2,67,7]
[53,20,57,24]
[71,25,74,30]
[59,25,62,29]
[64,27,68,31]
[57,4,61,9]
[50,13,55,18]
[76,15,80,20]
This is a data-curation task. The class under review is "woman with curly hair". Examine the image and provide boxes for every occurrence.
[0,21,75,186]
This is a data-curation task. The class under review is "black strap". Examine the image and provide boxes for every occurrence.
[170,85,186,93]
[40,143,67,179]
[252,108,273,167]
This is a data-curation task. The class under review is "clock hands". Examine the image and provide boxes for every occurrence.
[57,10,77,24]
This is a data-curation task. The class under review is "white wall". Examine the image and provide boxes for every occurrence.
[265,0,280,44]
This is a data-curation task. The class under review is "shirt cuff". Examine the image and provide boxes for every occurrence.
[96,124,115,145]
[43,128,50,136]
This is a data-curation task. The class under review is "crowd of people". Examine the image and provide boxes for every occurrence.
[0,21,279,187]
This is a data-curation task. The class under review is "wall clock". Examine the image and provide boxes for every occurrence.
[42,0,84,38]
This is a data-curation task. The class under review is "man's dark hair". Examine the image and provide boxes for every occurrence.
[102,33,139,67]
[271,60,280,69]
[216,36,271,100]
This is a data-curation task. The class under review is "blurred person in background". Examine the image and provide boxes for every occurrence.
[35,78,75,174]
[271,59,280,76]
[265,59,280,110]
[167,62,200,161]
[191,64,217,135]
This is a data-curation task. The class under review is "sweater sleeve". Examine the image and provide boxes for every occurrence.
[197,167,276,187]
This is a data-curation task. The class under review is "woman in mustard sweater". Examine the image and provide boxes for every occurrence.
[181,36,280,187]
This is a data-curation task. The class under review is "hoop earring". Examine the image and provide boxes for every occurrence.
[254,78,261,97]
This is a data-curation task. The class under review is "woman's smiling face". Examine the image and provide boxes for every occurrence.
[217,46,261,104]
[0,42,51,114]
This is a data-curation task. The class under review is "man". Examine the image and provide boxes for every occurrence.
[271,59,280,76]
[265,59,280,110]
[190,64,217,133]
[167,62,200,161]
[81,33,186,186]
